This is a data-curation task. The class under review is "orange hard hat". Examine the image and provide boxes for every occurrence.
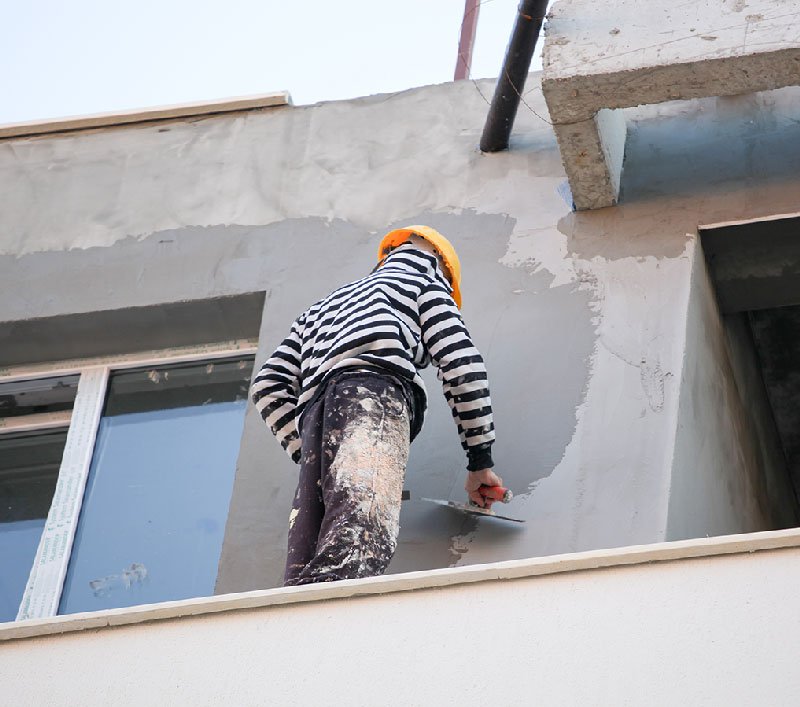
[378,225,462,308]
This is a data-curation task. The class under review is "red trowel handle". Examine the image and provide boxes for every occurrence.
[478,485,513,503]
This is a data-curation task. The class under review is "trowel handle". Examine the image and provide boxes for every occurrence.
[478,485,513,503]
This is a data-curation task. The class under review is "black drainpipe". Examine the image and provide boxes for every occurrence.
[479,0,549,153]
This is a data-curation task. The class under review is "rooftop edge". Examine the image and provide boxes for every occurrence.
[0,91,292,140]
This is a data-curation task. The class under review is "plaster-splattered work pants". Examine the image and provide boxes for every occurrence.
[284,373,411,586]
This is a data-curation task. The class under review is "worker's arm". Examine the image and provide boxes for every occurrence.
[250,318,304,463]
[418,282,496,480]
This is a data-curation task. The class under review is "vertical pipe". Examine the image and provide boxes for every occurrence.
[479,0,548,153]
[454,0,482,81]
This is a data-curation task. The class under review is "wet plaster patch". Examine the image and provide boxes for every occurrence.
[1,205,689,585]
[439,216,694,567]
[0,217,376,323]
[383,210,598,574]
[449,228,599,567]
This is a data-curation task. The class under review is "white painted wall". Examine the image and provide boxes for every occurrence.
[2,543,800,706]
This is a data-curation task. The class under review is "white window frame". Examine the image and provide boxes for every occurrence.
[0,339,257,621]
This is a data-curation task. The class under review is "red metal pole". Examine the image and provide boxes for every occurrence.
[454,0,481,80]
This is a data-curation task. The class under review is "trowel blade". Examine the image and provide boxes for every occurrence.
[421,497,525,523]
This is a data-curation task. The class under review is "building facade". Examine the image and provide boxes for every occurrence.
[2,0,800,702]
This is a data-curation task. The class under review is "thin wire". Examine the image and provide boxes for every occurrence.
[457,3,552,126]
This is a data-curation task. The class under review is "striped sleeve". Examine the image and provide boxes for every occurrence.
[418,283,495,470]
[250,318,304,464]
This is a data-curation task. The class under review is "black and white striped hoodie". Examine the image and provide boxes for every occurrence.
[251,244,495,470]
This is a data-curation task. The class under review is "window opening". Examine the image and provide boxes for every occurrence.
[696,214,800,528]
[0,375,79,418]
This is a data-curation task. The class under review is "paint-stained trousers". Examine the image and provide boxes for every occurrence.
[284,372,411,586]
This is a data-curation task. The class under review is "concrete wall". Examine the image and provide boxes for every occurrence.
[3,543,800,706]
[724,313,798,527]
[2,76,800,593]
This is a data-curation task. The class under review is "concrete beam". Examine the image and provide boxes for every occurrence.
[552,109,627,210]
[0,292,266,368]
[541,0,800,209]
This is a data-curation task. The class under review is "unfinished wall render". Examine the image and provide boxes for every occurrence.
[2,73,800,594]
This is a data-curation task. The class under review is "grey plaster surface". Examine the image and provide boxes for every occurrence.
[216,210,596,589]
[0,294,265,368]
[541,0,800,208]
[0,220,341,321]
[1,74,799,593]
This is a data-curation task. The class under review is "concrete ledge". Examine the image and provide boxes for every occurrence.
[0,92,291,140]
[541,0,800,208]
[2,525,800,643]
[0,292,267,368]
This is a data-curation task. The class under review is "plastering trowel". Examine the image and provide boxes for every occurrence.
[403,485,525,523]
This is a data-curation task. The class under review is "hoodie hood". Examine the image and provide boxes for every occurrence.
[380,243,453,294]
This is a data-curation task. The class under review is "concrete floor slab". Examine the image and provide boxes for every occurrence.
[541,0,800,208]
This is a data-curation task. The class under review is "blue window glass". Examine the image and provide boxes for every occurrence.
[0,431,67,623]
[58,357,253,615]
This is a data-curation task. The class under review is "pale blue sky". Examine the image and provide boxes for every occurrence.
[1,0,546,124]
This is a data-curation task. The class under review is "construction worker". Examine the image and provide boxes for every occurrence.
[251,226,501,586]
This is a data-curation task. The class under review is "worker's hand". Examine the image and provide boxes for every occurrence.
[465,468,504,508]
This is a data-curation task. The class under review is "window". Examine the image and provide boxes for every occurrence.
[0,343,255,621]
